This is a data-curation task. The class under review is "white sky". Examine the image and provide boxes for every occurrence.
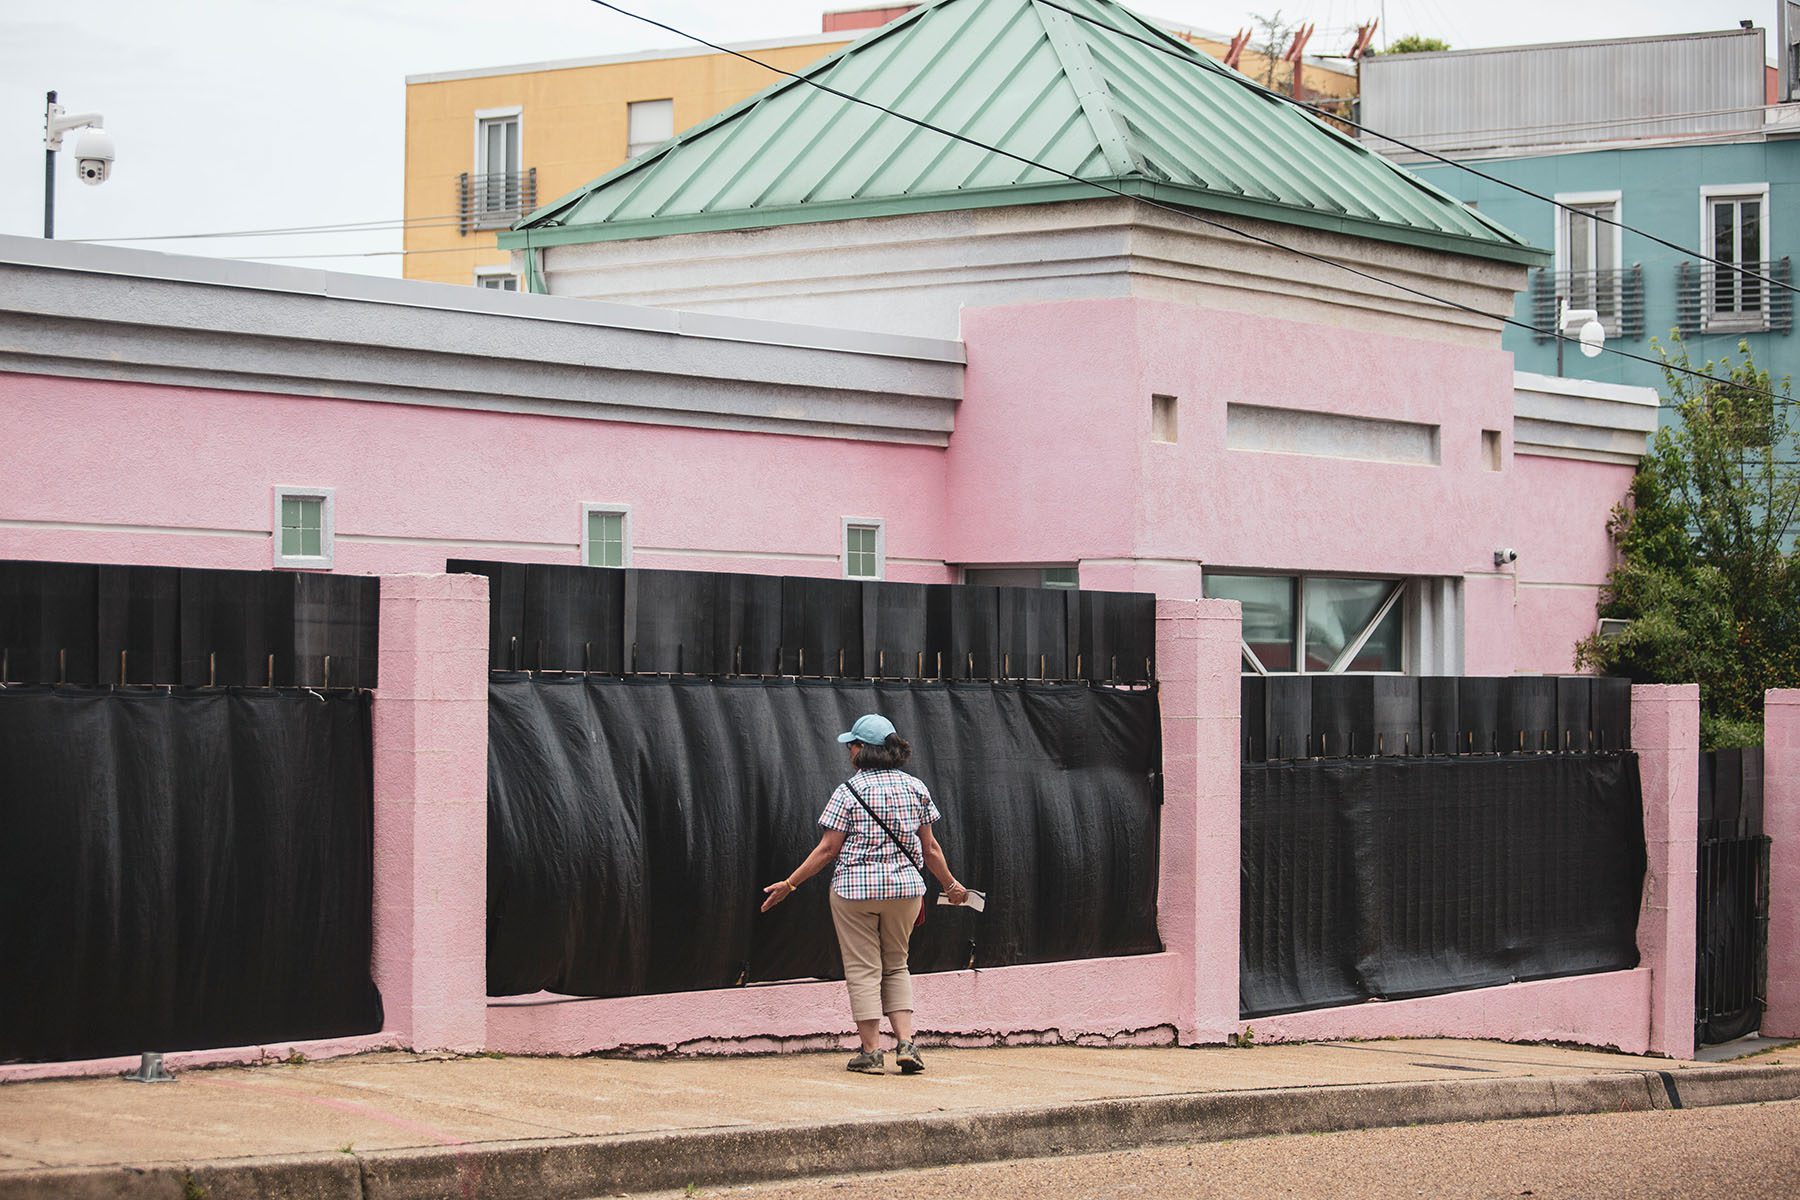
[0,0,1768,274]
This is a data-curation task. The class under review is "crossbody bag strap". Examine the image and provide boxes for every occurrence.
[844,779,924,874]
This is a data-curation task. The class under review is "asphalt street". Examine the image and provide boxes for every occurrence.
[660,1097,1800,1199]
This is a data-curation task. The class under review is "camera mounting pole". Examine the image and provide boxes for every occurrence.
[42,90,107,239]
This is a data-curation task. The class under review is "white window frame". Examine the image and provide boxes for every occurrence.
[1699,183,1772,332]
[474,266,519,291]
[1554,190,1624,328]
[841,517,886,580]
[472,106,524,226]
[626,98,675,158]
[272,486,335,570]
[580,503,633,568]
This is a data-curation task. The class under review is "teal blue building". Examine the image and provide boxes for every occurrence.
[1361,28,1798,405]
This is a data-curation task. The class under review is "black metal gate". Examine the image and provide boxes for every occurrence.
[1696,748,1771,1046]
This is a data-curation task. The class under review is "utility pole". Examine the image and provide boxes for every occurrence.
[43,90,56,239]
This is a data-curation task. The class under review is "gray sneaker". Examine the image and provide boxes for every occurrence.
[846,1049,885,1074]
[895,1041,924,1074]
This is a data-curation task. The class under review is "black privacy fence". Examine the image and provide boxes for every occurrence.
[448,560,1155,683]
[486,676,1163,998]
[0,687,382,1063]
[0,560,379,689]
[1241,675,1633,762]
[1241,753,1646,1018]
[1696,747,1769,1046]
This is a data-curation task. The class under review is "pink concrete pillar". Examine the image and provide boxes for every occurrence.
[1155,597,1242,1044]
[1764,689,1800,1037]
[371,573,490,1052]
[1632,684,1700,1059]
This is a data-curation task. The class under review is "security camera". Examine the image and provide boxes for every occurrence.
[1494,548,1518,566]
[73,128,115,185]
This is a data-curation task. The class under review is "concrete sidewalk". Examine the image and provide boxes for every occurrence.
[2,1039,1796,1199]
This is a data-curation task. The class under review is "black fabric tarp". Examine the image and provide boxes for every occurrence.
[0,687,381,1063]
[1241,754,1646,1018]
[1243,675,1635,761]
[0,560,380,689]
[447,561,1156,684]
[486,676,1163,998]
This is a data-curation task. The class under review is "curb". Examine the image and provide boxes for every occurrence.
[5,1064,1799,1199]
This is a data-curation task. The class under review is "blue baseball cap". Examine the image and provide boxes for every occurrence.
[837,713,897,745]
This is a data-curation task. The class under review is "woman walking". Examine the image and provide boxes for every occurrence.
[761,713,968,1074]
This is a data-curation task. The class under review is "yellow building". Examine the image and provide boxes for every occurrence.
[402,8,1358,288]
[404,33,855,288]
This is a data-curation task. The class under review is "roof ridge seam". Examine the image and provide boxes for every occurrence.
[1030,0,1145,179]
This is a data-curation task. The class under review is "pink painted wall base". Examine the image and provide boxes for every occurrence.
[487,953,1184,1056]
[0,1033,401,1085]
[1241,969,1654,1053]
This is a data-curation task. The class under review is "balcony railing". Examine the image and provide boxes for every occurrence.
[458,168,537,234]
[1528,265,1645,342]
[1676,258,1793,337]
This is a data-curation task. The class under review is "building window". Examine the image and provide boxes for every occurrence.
[272,487,334,570]
[1556,192,1623,329]
[475,268,519,291]
[1204,572,1406,675]
[843,519,885,579]
[963,566,1080,589]
[471,109,524,228]
[1703,187,1769,331]
[582,504,631,568]
[627,99,674,158]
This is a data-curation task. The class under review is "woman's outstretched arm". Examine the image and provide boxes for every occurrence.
[919,824,968,903]
[761,829,847,911]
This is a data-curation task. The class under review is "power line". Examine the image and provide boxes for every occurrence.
[575,1,1799,412]
[1030,0,1799,298]
[69,212,473,244]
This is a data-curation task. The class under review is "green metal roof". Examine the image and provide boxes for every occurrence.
[504,0,1541,265]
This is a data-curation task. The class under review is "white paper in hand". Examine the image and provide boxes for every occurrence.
[938,888,986,912]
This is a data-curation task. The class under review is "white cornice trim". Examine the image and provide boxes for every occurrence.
[0,236,964,446]
[405,32,849,85]
[1513,370,1658,465]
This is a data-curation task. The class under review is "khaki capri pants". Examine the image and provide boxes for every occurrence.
[830,892,923,1022]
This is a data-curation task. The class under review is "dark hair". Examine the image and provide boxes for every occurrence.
[854,733,912,770]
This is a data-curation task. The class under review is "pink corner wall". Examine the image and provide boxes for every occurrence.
[1766,689,1800,1038]
[1505,453,1638,676]
[950,298,1626,679]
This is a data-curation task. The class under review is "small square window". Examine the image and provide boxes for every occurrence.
[272,487,334,569]
[475,269,519,291]
[1152,394,1178,443]
[843,520,885,579]
[582,505,631,568]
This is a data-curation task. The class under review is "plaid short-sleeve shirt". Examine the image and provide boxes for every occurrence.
[818,768,942,901]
